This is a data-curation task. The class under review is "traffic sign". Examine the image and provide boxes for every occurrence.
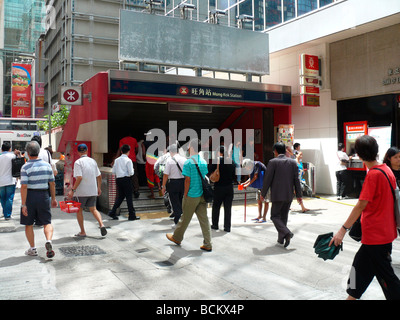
[59,86,82,105]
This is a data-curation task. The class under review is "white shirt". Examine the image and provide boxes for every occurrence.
[336,150,349,171]
[73,155,101,197]
[0,152,16,187]
[164,154,186,179]
[112,154,134,178]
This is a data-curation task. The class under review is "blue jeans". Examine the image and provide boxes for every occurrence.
[0,184,16,218]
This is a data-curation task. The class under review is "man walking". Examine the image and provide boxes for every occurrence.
[261,142,302,248]
[166,139,212,251]
[67,144,107,237]
[0,142,17,220]
[119,135,140,198]
[20,141,58,258]
[108,144,140,221]
[162,144,186,225]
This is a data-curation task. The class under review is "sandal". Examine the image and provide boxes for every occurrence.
[74,232,86,237]
[257,220,267,223]
[251,218,260,221]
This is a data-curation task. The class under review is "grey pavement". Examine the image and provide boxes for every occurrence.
[1,189,399,301]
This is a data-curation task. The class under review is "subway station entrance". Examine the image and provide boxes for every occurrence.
[59,70,292,212]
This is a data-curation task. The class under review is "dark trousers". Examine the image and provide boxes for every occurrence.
[270,201,292,242]
[347,243,400,300]
[167,178,184,224]
[110,176,136,218]
[212,184,233,231]
[336,169,350,197]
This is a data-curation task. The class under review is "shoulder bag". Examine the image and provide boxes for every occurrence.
[192,157,213,203]
[209,157,220,183]
[373,168,400,228]
[12,156,25,178]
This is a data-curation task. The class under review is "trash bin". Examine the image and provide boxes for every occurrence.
[302,162,315,196]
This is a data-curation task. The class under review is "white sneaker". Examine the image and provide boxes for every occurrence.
[25,248,38,256]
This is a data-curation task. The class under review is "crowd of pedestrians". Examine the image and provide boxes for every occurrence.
[2,133,400,300]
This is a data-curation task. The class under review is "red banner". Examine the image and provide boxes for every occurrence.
[11,63,32,118]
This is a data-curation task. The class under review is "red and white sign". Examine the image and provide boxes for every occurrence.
[300,95,320,107]
[60,86,82,105]
[300,76,319,86]
[346,124,367,133]
[300,54,319,77]
[300,86,320,95]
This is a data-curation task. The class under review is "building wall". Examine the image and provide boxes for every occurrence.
[331,23,400,100]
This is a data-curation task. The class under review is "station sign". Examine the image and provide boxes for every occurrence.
[59,86,82,105]
[109,79,292,105]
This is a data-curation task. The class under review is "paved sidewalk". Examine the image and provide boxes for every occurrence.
[1,190,399,301]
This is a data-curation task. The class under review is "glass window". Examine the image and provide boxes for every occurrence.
[297,0,317,16]
[320,0,334,7]
[265,0,282,28]
[283,0,295,22]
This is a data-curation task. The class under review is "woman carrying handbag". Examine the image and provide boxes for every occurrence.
[210,146,236,232]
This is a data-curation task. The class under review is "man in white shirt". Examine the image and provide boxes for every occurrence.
[162,144,186,225]
[336,143,352,200]
[0,142,17,220]
[67,144,107,237]
[108,144,140,221]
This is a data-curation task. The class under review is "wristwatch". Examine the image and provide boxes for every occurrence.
[72,189,76,192]
[21,204,27,208]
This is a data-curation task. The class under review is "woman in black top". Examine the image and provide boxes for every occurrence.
[210,146,236,232]
[383,147,400,188]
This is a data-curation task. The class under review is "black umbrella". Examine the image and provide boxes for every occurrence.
[313,232,343,261]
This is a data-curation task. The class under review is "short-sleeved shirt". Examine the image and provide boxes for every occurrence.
[359,164,397,245]
[164,154,186,179]
[73,155,101,197]
[119,136,138,162]
[182,154,208,198]
[0,152,16,187]
[250,161,266,190]
[20,159,54,189]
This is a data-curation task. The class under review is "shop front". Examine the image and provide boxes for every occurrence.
[331,23,400,197]
[58,70,292,212]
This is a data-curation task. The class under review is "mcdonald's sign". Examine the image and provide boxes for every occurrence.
[11,63,32,118]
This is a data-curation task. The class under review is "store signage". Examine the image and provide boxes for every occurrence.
[299,54,320,107]
[300,86,319,95]
[11,63,32,118]
[35,82,45,118]
[60,86,82,105]
[382,66,400,86]
[346,124,367,133]
[300,95,320,107]
[300,54,319,77]
[109,79,292,105]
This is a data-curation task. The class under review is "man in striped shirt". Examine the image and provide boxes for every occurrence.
[20,141,58,258]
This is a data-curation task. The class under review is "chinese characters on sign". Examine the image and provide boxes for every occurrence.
[382,67,400,86]
[299,54,320,107]
[177,86,243,100]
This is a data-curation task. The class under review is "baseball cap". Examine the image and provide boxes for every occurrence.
[77,143,88,152]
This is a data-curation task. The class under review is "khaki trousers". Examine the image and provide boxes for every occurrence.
[173,195,212,249]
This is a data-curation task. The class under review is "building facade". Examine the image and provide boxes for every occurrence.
[0,0,45,116]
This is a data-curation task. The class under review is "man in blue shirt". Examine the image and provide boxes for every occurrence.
[166,139,212,251]
[20,141,58,258]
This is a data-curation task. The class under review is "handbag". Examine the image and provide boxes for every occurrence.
[192,157,214,203]
[209,158,220,183]
[349,217,362,242]
[372,168,400,228]
[12,157,26,177]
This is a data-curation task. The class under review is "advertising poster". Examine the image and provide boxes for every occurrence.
[35,82,45,118]
[368,126,392,161]
[11,63,32,118]
[278,124,294,147]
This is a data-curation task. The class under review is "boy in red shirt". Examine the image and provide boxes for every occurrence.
[331,135,400,300]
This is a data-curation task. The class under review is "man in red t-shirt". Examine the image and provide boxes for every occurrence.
[119,136,140,198]
[331,135,400,300]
